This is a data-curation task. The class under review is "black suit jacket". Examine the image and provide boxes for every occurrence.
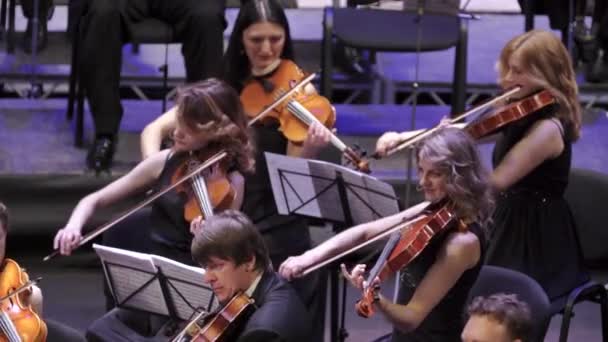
[236,270,313,342]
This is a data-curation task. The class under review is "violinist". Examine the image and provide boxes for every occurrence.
[0,202,86,342]
[190,210,312,342]
[280,127,494,341]
[53,79,254,339]
[375,30,589,301]
[141,0,331,338]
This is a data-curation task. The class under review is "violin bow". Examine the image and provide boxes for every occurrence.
[0,277,42,303]
[43,151,228,262]
[247,73,316,126]
[378,86,522,158]
[298,212,428,277]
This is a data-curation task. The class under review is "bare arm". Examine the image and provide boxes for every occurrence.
[53,150,170,255]
[228,171,245,210]
[492,119,564,191]
[375,231,480,333]
[141,107,178,159]
[278,201,429,280]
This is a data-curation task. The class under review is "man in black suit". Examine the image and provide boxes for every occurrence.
[188,210,313,341]
[86,210,313,341]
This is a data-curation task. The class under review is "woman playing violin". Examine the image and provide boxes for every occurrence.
[54,79,254,265]
[376,30,588,300]
[140,0,331,338]
[280,127,494,341]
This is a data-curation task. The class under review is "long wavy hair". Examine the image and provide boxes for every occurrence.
[175,78,255,174]
[416,127,494,226]
[497,29,581,141]
[223,0,295,91]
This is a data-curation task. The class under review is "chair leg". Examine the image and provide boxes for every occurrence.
[7,0,15,53]
[320,7,334,98]
[0,0,7,40]
[600,288,608,342]
[161,42,169,113]
[67,20,81,121]
[75,81,85,148]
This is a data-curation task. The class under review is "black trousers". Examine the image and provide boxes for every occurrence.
[20,0,53,19]
[80,0,226,137]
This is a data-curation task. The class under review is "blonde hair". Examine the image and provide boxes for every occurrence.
[497,30,581,141]
[417,127,494,226]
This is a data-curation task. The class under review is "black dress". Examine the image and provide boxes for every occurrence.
[485,106,589,300]
[390,222,485,342]
[241,121,325,342]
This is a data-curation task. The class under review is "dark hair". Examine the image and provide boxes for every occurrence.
[467,293,533,342]
[175,78,255,174]
[191,210,271,272]
[224,0,295,90]
[0,202,7,232]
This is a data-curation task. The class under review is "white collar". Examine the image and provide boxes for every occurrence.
[245,273,263,298]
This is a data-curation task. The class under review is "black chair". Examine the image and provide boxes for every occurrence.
[320,5,467,113]
[468,265,551,342]
[67,4,177,147]
[553,168,608,342]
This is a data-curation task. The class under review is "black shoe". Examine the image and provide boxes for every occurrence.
[22,19,48,54]
[87,137,115,173]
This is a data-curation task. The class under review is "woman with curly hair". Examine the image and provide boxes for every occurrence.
[53,78,255,265]
[280,127,494,341]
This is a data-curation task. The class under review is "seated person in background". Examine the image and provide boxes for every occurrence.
[81,0,226,172]
[0,202,85,342]
[461,293,533,342]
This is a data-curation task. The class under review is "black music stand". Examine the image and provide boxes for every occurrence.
[94,244,217,326]
[265,152,400,342]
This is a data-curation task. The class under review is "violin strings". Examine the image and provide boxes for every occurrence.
[0,310,21,342]
[191,174,214,218]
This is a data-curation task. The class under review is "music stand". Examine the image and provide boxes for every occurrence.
[94,244,217,327]
[265,152,400,342]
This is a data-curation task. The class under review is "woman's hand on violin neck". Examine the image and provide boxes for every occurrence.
[299,122,333,159]
[53,226,83,256]
[375,132,402,157]
[190,216,205,236]
[340,263,369,291]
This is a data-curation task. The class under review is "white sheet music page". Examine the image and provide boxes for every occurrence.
[151,255,218,320]
[93,244,169,316]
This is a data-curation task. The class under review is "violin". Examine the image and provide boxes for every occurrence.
[464,89,555,139]
[241,59,370,173]
[0,259,47,342]
[355,201,458,318]
[171,149,236,222]
[172,292,255,342]
[375,86,523,158]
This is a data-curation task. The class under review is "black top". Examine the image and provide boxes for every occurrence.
[492,104,570,196]
[148,152,196,266]
[391,221,485,342]
[235,271,313,342]
[486,104,589,299]
[241,121,312,267]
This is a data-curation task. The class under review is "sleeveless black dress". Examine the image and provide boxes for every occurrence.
[390,222,485,342]
[485,105,589,300]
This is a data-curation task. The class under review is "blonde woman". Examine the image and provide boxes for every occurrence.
[280,127,494,341]
[376,29,588,301]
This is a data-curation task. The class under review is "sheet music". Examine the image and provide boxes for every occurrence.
[266,152,400,224]
[94,244,170,316]
[151,255,218,320]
